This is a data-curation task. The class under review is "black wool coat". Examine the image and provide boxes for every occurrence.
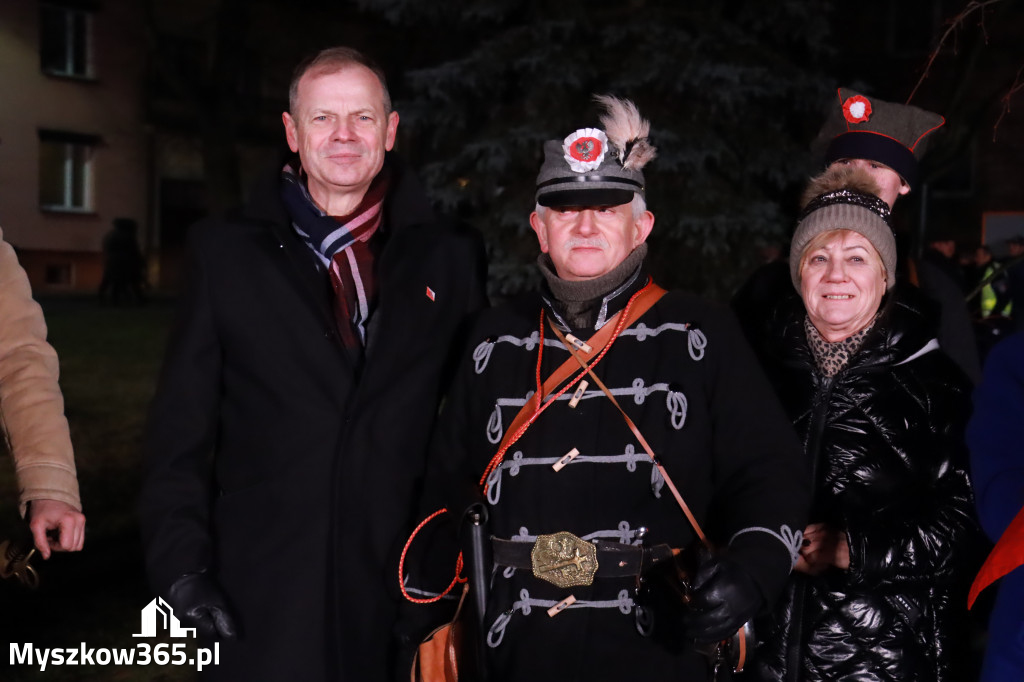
[139,153,487,682]
[409,271,809,682]
[748,285,978,682]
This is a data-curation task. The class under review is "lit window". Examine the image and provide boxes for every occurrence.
[40,4,93,78]
[38,130,99,211]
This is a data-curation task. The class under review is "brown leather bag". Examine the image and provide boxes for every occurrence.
[411,582,469,682]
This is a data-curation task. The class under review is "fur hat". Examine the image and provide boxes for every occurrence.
[535,95,656,207]
[790,165,897,290]
[813,87,945,189]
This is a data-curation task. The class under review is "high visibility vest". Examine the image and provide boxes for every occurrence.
[981,265,1012,316]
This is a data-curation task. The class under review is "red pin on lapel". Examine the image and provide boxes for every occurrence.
[425,286,436,302]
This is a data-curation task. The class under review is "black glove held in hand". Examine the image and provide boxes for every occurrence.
[681,556,762,643]
[167,572,239,640]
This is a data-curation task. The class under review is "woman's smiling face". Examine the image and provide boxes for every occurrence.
[800,230,887,342]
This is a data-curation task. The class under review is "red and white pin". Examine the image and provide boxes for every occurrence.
[425,286,436,302]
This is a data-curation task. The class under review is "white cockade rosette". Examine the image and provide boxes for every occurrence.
[562,128,608,173]
[842,95,873,124]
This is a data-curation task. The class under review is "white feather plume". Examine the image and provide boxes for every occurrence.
[595,94,657,171]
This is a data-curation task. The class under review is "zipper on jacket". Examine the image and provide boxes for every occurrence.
[785,373,835,682]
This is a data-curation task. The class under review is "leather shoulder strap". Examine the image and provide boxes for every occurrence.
[493,283,667,456]
[547,317,710,549]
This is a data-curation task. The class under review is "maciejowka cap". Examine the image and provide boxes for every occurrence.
[815,87,945,189]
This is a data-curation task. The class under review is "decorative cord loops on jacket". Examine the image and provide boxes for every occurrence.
[485,447,665,504]
[729,524,804,568]
[486,589,635,648]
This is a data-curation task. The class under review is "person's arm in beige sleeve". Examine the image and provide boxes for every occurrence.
[0,226,84,558]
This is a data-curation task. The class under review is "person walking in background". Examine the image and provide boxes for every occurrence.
[139,46,486,681]
[747,165,977,682]
[97,217,146,306]
[0,227,85,560]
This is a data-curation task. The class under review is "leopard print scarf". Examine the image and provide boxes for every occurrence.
[804,316,875,377]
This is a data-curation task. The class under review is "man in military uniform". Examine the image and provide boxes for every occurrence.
[404,97,808,681]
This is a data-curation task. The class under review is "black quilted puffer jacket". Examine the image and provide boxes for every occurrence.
[747,285,977,682]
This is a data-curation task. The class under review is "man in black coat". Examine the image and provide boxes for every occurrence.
[139,47,486,682]
[403,97,807,681]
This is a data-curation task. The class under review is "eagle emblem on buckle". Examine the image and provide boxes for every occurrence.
[530,532,599,588]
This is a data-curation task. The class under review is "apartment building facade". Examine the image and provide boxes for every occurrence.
[0,0,148,292]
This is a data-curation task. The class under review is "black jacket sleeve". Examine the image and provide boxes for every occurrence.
[703,307,811,608]
[138,222,222,594]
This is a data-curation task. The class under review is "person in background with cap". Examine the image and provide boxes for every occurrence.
[813,87,981,383]
[746,164,977,682]
[399,96,808,681]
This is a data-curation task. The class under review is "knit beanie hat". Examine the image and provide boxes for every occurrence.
[536,95,656,207]
[813,87,945,189]
[790,165,896,290]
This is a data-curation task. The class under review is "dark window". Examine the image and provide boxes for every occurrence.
[40,4,92,77]
[44,263,73,286]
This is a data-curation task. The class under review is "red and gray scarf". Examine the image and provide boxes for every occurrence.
[280,161,389,345]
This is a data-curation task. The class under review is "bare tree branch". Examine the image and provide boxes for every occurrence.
[906,0,1004,105]
[993,65,1024,140]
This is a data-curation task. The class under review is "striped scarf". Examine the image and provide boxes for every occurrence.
[280,161,389,345]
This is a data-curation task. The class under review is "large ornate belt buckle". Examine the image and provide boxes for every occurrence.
[530,531,598,588]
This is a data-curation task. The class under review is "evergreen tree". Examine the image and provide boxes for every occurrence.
[362,0,836,298]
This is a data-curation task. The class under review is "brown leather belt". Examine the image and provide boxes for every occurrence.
[492,536,674,579]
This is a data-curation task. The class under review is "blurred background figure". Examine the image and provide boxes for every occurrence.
[973,245,1010,319]
[1006,235,1024,330]
[98,217,147,306]
[968,244,1013,359]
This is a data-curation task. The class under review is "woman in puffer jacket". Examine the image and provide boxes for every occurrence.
[746,167,978,682]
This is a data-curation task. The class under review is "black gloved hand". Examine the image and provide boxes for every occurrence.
[166,571,239,640]
[681,555,762,644]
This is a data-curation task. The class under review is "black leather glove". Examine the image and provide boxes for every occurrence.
[681,556,762,643]
[166,571,239,640]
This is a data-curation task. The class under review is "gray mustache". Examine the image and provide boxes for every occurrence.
[565,238,609,249]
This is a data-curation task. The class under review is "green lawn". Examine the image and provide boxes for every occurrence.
[0,296,197,681]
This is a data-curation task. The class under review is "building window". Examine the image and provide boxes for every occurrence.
[45,263,73,287]
[40,4,93,78]
[38,130,100,212]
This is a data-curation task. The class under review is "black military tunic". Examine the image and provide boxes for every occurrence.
[414,269,809,681]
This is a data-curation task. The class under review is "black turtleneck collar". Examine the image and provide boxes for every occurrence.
[538,243,649,331]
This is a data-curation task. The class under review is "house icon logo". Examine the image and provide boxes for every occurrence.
[133,597,196,638]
